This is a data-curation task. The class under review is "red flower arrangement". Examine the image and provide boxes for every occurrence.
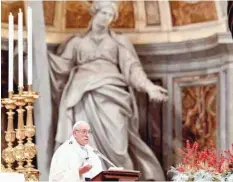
[175,140,233,174]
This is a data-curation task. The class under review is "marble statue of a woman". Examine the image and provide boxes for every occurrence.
[48,1,168,180]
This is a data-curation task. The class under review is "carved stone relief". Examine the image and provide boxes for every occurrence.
[1,1,25,25]
[144,1,160,26]
[65,1,135,29]
[169,1,218,26]
[43,1,56,26]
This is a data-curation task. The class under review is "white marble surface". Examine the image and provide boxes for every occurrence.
[0,173,25,182]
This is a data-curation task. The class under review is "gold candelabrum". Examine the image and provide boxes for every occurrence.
[1,86,40,181]
[1,91,16,172]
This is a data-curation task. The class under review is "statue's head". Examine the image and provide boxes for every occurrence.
[90,1,120,29]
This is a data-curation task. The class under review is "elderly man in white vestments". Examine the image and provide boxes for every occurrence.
[49,121,103,181]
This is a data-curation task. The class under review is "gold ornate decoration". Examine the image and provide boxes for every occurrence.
[1,164,6,172]
[23,85,40,180]
[1,86,40,181]
[14,87,26,171]
[1,92,16,172]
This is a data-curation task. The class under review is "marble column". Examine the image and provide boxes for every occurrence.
[27,1,52,180]
[227,60,233,148]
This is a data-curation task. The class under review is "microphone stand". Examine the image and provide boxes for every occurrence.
[93,149,117,168]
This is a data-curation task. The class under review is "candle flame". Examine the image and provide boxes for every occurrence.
[19,9,22,12]
[9,12,12,16]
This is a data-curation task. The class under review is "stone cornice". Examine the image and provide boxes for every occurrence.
[135,33,233,56]
[1,33,232,58]
[139,44,233,63]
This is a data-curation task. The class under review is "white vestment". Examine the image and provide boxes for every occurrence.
[49,136,103,182]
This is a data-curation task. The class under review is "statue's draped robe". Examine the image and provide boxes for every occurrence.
[49,136,103,181]
[48,31,165,180]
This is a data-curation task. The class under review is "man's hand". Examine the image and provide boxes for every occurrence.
[79,163,92,175]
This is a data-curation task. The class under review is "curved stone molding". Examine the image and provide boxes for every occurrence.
[135,34,219,55]
[2,33,232,56]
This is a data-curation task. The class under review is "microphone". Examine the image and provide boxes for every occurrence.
[93,149,117,168]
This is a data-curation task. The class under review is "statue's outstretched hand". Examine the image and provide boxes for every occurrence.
[147,85,168,102]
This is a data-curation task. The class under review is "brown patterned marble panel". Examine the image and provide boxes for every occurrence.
[173,74,218,151]
[65,1,91,28]
[170,1,218,26]
[145,1,160,26]
[111,1,135,28]
[65,1,135,29]
[182,84,216,150]
[1,1,25,25]
[43,1,56,26]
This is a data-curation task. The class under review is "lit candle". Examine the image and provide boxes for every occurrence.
[8,13,14,92]
[18,9,23,88]
[27,7,32,85]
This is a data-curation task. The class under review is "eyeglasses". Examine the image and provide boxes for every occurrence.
[75,129,92,135]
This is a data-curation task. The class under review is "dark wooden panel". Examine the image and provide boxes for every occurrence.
[136,79,163,167]
[1,50,8,156]
[148,80,163,166]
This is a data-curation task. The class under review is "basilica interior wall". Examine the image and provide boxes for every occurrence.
[1,0,233,175]
[136,38,233,169]
[1,1,229,44]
